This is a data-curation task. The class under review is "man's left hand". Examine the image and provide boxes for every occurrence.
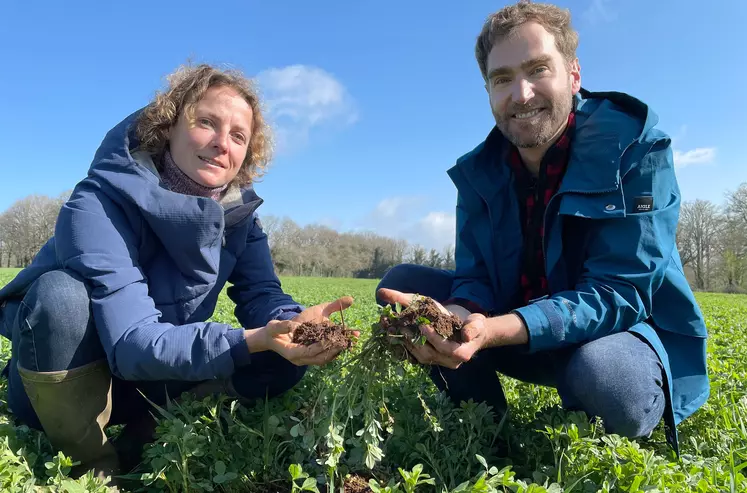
[402,313,488,369]
[404,312,529,369]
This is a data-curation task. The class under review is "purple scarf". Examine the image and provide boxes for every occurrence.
[160,149,228,201]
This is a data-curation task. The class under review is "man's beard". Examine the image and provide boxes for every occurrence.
[493,90,573,148]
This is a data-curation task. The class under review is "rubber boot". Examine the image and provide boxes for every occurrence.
[18,360,120,482]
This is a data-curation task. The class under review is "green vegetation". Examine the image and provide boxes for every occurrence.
[0,269,744,492]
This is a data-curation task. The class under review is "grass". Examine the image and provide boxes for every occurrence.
[0,268,745,492]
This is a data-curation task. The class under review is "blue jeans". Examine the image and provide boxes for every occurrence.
[377,264,666,438]
[1,270,305,430]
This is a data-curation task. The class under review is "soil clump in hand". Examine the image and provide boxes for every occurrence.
[292,320,355,351]
[379,296,464,343]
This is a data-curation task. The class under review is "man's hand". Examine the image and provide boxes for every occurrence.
[405,313,528,368]
[401,320,483,369]
[377,288,450,314]
[462,313,529,347]
[377,287,473,322]
[377,288,481,368]
[376,287,530,368]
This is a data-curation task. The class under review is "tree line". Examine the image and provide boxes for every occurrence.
[259,215,455,278]
[0,193,455,277]
[2,184,747,292]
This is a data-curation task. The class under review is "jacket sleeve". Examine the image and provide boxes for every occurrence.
[56,180,249,381]
[226,214,303,328]
[513,139,678,352]
[449,192,496,313]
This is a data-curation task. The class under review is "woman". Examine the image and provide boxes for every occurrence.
[0,64,354,478]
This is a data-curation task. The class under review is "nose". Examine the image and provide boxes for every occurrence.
[212,129,229,153]
[511,78,534,104]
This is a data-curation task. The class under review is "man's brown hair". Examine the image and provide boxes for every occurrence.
[475,1,579,79]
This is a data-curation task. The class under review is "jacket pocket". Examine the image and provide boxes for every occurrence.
[558,190,626,220]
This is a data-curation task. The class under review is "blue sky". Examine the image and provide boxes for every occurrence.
[1,0,744,250]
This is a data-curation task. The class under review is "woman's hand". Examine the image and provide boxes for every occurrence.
[244,295,358,366]
[244,320,344,366]
[293,296,355,325]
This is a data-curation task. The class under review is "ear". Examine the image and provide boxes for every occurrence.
[569,58,581,95]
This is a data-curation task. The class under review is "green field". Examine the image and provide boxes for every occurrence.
[0,267,745,492]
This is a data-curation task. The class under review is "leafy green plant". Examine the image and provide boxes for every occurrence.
[289,463,319,493]
[1,272,747,492]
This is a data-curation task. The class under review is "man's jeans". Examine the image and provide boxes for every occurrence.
[377,264,666,438]
[0,269,305,430]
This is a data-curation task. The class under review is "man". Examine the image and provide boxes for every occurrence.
[377,0,708,453]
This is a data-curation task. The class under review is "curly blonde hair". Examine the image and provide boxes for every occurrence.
[475,1,579,80]
[136,63,273,185]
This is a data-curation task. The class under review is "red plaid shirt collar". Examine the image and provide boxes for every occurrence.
[443,111,576,315]
[508,111,576,305]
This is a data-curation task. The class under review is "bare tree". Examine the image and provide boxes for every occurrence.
[677,199,723,290]
[726,184,747,226]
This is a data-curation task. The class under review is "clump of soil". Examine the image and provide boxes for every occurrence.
[379,296,464,343]
[292,320,355,351]
[344,474,372,493]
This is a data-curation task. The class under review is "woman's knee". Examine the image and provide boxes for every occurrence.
[18,269,104,371]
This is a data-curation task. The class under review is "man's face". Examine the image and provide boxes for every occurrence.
[485,21,580,148]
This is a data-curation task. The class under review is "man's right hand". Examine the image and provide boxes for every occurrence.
[376,288,477,368]
[377,288,450,314]
[377,288,472,322]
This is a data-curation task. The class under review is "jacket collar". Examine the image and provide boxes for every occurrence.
[449,89,658,199]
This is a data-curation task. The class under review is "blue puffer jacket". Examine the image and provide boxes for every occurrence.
[0,110,303,381]
[447,89,709,451]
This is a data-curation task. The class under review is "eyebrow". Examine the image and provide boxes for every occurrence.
[199,110,251,134]
[487,55,554,80]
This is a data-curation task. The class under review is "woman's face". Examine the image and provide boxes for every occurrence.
[168,85,253,188]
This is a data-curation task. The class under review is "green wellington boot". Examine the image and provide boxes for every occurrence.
[18,360,120,481]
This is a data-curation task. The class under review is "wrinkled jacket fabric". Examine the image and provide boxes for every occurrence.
[0,110,302,381]
[447,89,709,445]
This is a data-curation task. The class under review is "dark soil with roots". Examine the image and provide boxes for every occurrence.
[379,296,464,342]
[292,320,355,351]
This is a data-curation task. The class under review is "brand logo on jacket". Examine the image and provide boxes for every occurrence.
[634,196,654,213]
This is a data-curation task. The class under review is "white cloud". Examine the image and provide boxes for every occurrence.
[358,196,455,251]
[670,126,717,169]
[371,196,423,221]
[256,65,357,151]
[674,148,717,168]
[582,0,616,25]
[414,212,456,250]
